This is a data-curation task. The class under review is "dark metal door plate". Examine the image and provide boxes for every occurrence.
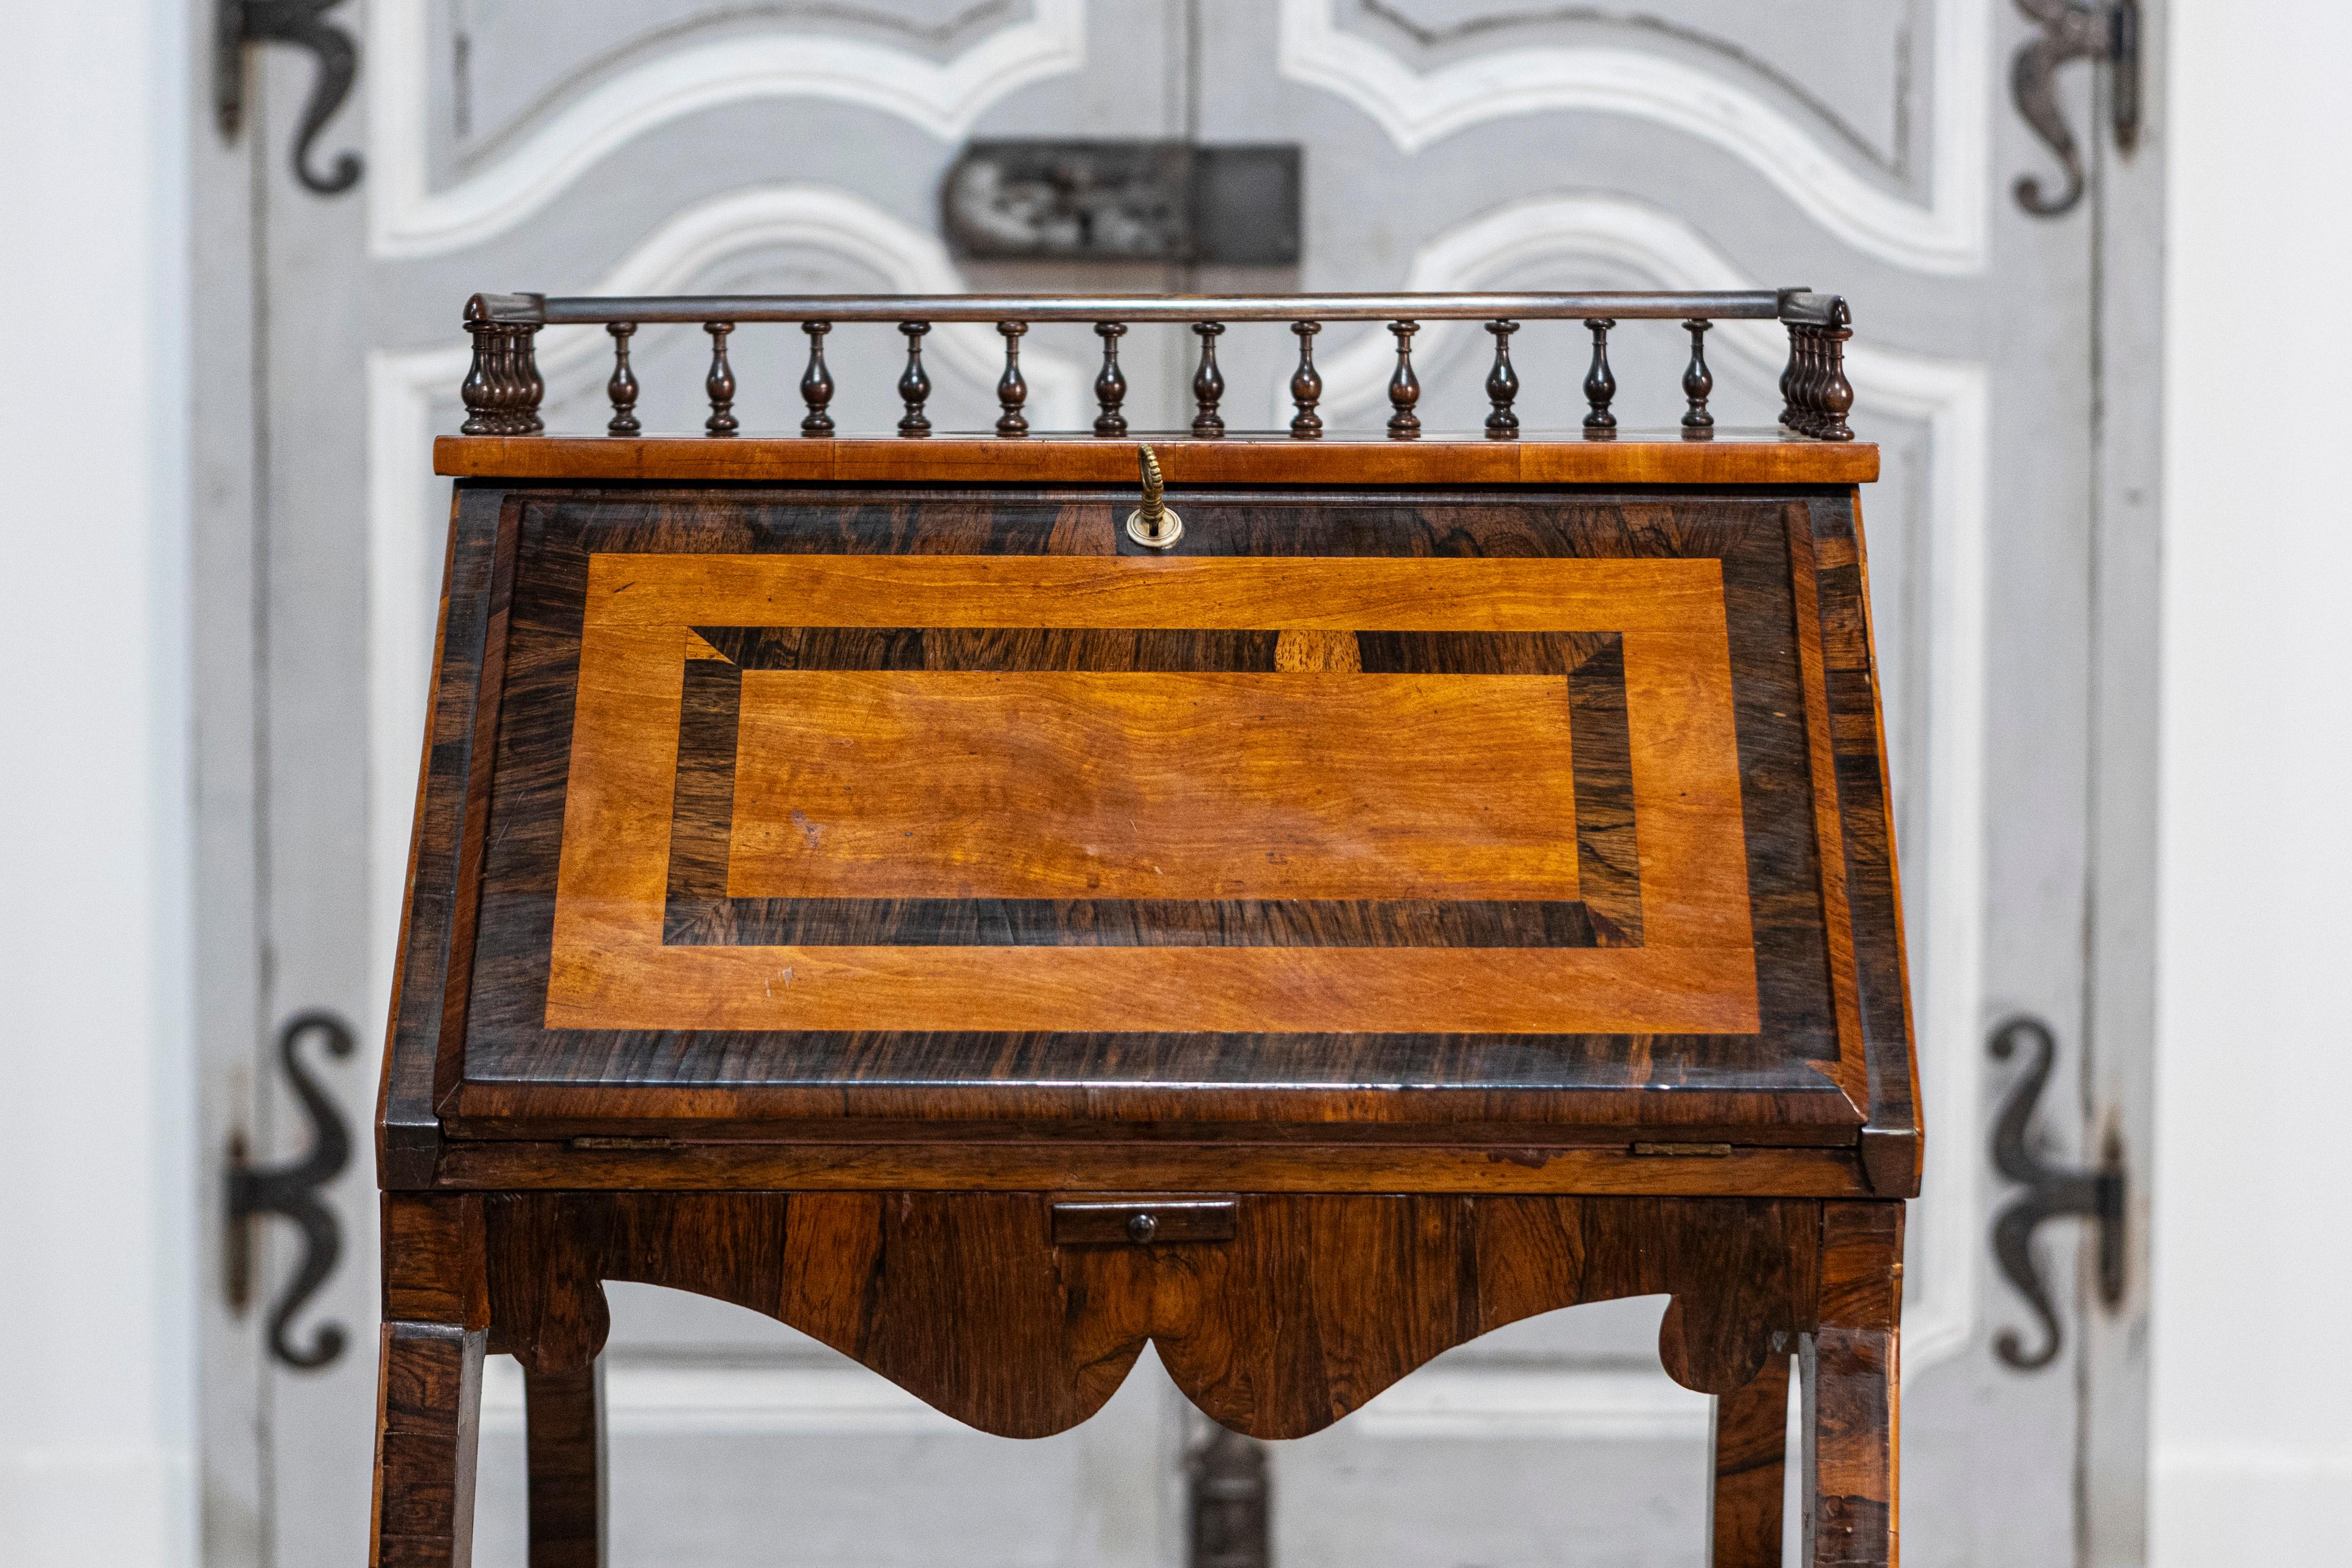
[944,140,1302,264]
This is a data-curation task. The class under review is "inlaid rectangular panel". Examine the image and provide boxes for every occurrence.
[723,667,1581,904]
[547,552,1747,1037]
[449,488,1884,1124]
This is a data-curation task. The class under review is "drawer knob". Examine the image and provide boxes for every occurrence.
[1053,1197,1235,1246]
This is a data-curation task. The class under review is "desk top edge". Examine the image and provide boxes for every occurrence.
[435,432,1881,485]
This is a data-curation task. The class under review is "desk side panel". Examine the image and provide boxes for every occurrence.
[1810,492,1922,1195]
[380,485,515,1188]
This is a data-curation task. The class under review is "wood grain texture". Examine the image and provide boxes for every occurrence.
[663,624,1636,950]
[432,1139,1875,1196]
[1808,493,1924,1196]
[422,487,1871,1150]
[382,1194,489,1329]
[371,1321,485,1568]
[1711,1354,1792,1568]
[433,433,1881,486]
[1803,1202,1903,1568]
[379,488,513,1187]
[523,1364,605,1568]
[478,1191,1822,1438]
[551,551,1748,1033]
[724,669,1587,903]
[1787,503,1869,1111]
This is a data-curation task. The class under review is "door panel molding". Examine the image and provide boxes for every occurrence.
[1358,0,1922,176]
[1311,194,1987,1409]
[365,186,1086,1030]
[1275,0,1991,273]
[367,0,1087,257]
[451,1,1023,164]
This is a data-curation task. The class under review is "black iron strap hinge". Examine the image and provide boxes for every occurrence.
[226,1011,354,1369]
[1987,1016,2127,1370]
[2011,0,2141,215]
[214,0,363,195]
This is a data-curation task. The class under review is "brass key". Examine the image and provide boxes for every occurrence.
[1125,444,1185,548]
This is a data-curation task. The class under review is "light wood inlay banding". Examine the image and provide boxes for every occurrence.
[545,553,1757,1037]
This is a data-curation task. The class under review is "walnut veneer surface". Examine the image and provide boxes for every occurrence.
[376,433,1912,1568]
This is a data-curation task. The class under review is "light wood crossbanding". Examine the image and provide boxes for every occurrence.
[545,552,1755,1037]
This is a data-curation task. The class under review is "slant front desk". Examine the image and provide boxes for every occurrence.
[374,289,1916,1568]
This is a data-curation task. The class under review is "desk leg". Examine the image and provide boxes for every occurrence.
[372,1320,485,1568]
[1709,1354,1791,1566]
[526,1361,608,1567]
[1801,1203,1903,1568]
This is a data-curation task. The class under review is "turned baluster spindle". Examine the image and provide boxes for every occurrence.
[896,322,932,436]
[1581,318,1617,435]
[1778,328,1801,430]
[703,322,738,437]
[1787,326,1818,435]
[1386,321,1422,438]
[459,310,492,433]
[1191,322,1227,437]
[1289,320,1324,438]
[1093,322,1129,437]
[1681,319,1715,435]
[1483,320,1521,438]
[479,323,515,433]
[604,323,640,436]
[462,314,543,437]
[1787,327,1825,435]
[798,321,836,436]
[517,324,545,433]
[995,321,1029,437]
[482,324,520,432]
[1809,327,1834,433]
[1817,310,1856,440]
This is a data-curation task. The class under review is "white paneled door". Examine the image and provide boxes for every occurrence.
[193,3,2162,1564]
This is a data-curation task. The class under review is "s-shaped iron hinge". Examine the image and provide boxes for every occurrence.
[2011,0,2142,216]
[1987,1015,2127,1370]
[226,1011,354,1369]
[214,0,363,195]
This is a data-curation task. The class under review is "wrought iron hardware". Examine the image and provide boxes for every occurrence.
[944,139,1301,264]
[214,0,363,195]
[1987,1016,2126,1370]
[1188,1423,1271,1568]
[2011,0,2141,216]
[226,1011,354,1369]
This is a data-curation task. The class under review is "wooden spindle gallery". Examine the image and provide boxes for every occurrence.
[394,287,1904,1568]
[454,288,1859,448]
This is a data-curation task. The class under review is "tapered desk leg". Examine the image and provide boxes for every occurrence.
[1709,1354,1791,1566]
[372,1321,486,1567]
[1801,1203,1903,1568]
[526,1361,608,1567]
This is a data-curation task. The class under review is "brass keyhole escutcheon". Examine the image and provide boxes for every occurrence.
[1126,444,1184,548]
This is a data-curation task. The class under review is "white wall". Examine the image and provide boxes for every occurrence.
[2153,2,2352,1562]
[0,3,197,1566]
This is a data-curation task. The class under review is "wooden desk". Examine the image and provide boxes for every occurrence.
[375,290,1913,1568]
